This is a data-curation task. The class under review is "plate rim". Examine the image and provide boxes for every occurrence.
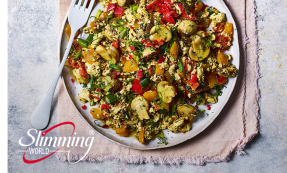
[57,0,240,150]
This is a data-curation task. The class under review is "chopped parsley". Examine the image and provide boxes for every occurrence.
[214,84,227,98]
[196,93,205,105]
[156,130,168,145]
[197,109,205,114]
[149,120,159,127]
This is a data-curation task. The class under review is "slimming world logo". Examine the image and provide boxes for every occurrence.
[18,122,94,164]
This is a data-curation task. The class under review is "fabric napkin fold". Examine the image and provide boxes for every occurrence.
[57,0,259,165]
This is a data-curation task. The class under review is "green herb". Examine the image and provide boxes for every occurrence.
[178,0,194,15]
[207,6,215,16]
[165,27,178,53]
[69,44,75,55]
[90,9,102,19]
[123,92,135,103]
[109,19,126,27]
[144,34,150,40]
[95,26,104,34]
[118,26,124,31]
[131,41,145,57]
[120,28,128,39]
[136,56,139,64]
[98,77,112,92]
[214,84,226,98]
[72,50,82,60]
[156,130,168,145]
[86,34,94,45]
[90,99,94,106]
[95,9,102,19]
[89,74,96,91]
[171,104,177,116]
[158,109,168,115]
[123,113,129,120]
[139,78,148,91]
[207,35,213,48]
[149,120,159,127]
[197,109,205,114]
[82,83,87,88]
[105,13,114,23]
[152,83,158,89]
[196,93,205,105]
[110,64,121,72]
[153,97,163,105]
[106,94,117,104]
[104,84,112,92]
[178,59,183,73]
[130,4,138,14]
[131,58,136,67]
[77,38,88,48]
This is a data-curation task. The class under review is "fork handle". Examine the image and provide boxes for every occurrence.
[30,29,78,130]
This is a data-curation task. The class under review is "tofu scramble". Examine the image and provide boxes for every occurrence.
[64,0,237,144]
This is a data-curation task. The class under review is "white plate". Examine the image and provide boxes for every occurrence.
[58,0,240,150]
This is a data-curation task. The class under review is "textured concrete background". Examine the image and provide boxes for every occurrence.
[8,0,287,172]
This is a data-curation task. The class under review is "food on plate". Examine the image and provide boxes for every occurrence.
[65,0,237,144]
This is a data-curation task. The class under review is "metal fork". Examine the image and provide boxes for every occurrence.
[30,0,95,130]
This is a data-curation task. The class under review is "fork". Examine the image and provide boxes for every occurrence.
[30,0,95,130]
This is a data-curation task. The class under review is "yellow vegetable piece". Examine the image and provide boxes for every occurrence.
[116,124,129,137]
[223,22,233,37]
[139,130,145,144]
[177,68,187,84]
[169,42,179,60]
[90,108,104,119]
[155,64,164,74]
[82,49,100,64]
[164,71,173,83]
[143,91,159,103]
[216,51,229,66]
[123,59,139,72]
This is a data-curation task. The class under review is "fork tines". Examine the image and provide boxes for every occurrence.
[73,0,95,10]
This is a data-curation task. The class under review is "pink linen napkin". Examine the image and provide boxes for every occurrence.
[57,0,259,165]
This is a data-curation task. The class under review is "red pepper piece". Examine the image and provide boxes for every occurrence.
[132,78,149,94]
[81,105,86,110]
[107,4,116,12]
[114,7,124,16]
[157,56,165,64]
[158,39,164,45]
[137,70,143,78]
[190,74,197,83]
[218,76,226,83]
[112,40,119,48]
[101,104,110,110]
[207,105,211,110]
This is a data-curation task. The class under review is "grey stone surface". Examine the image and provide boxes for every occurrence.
[8,0,287,172]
